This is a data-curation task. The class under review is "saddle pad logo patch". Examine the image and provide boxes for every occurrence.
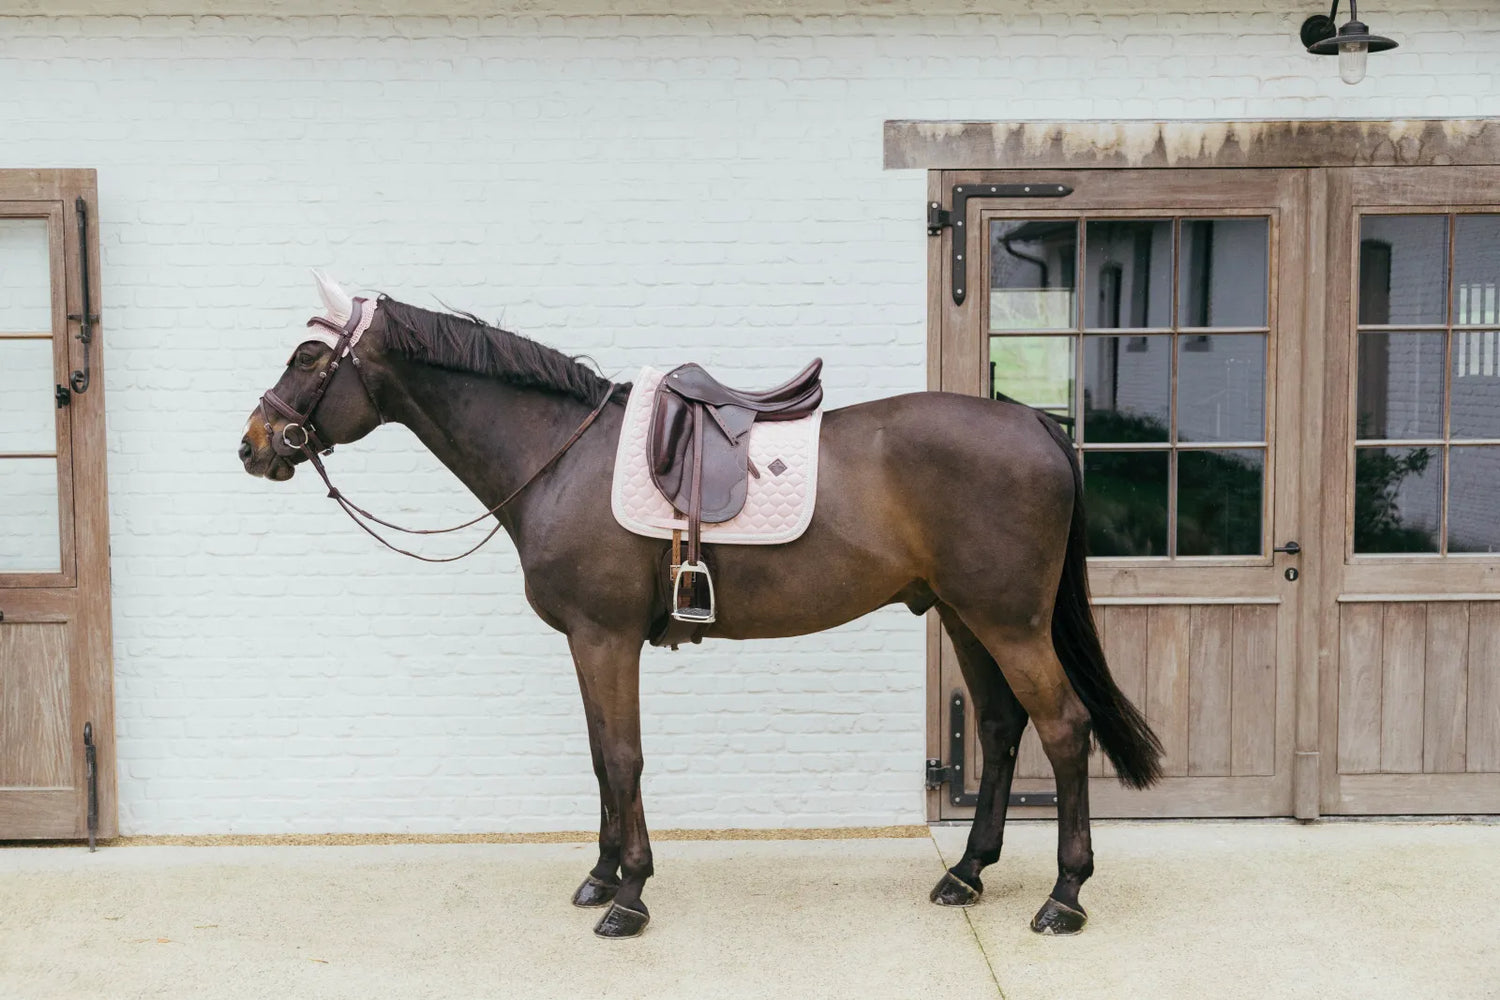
[611,367,823,546]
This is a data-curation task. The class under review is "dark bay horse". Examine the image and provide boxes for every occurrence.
[239,277,1162,939]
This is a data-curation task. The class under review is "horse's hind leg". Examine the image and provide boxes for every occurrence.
[929,603,1029,908]
[965,622,1095,934]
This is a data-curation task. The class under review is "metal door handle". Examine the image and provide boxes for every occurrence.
[1273,541,1301,555]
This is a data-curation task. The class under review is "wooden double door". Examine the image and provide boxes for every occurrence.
[0,170,116,840]
[929,166,1500,819]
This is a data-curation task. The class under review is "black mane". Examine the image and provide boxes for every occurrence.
[377,296,625,406]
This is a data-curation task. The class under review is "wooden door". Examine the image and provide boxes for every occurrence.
[1317,167,1500,814]
[929,169,1307,819]
[0,170,116,839]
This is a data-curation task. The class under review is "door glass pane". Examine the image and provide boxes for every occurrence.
[1453,215,1500,326]
[1177,449,1263,556]
[0,458,62,572]
[0,218,52,332]
[1083,220,1172,328]
[1084,451,1168,556]
[1450,329,1500,439]
[1176,334,1266,443]
[1083,335,1169,442]
[990,336,1074,432]
[1359,216,1449,326]
[988,220,1077,331]
[1353,446,1441,554]
[1356,332,1445,440]
[0,339,58,452]
[1448,446,1500,553]
[1178,219,1269,327]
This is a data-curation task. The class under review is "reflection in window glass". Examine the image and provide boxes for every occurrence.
[1359,216,1449,326]
[989,220,1077,331]
[0,339,58,453]
[1448,447,1500,553]
[0,219,53,333]
[990,336,1074,432]
[1177,449,1263,556]
[1176,334,1267,443]
[1179,219,1269,328]
[1353,447,1441,553]
[1450,329,1500,439]
[1356,332,1445,440]
[0,458,62,573]
[1083,335,1169,443]
[1083,220,1172,328]
[1084,451,1168,556]
[1453,215,1500,326]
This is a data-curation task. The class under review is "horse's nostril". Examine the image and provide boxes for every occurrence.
[239,438,253,462]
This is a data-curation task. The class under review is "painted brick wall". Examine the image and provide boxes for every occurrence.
[2,4,1497,834]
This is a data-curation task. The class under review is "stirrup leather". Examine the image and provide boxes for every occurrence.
[671,560,716,623]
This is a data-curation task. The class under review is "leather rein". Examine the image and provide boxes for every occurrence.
[259,297,614,563]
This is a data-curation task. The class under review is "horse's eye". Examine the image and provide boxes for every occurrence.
[295,351,318,369]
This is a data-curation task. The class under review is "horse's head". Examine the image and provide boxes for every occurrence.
[240,272,386,481]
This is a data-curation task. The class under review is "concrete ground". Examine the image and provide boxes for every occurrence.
[1,821,1496,1000]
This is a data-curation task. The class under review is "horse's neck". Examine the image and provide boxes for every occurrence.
[382,363,588,531]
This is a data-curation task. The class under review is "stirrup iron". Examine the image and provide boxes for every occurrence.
[671,560,716,623]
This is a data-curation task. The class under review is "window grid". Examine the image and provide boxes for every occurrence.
[986,214,1272,559]
[1354,212,1500,557]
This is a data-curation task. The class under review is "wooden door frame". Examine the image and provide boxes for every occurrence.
[0,169,116,840]
[893,119,1500,823]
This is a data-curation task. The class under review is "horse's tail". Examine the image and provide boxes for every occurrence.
[1037,413,1164,790]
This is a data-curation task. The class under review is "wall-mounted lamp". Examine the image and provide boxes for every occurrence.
[1301,1,1398,85]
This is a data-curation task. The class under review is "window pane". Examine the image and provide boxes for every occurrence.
[0,339,58,453]
[1176,334,1266,443]
[1453,215,1500,326]
[0,458,62,573]
[989,219,1077,331]
[990,336,1074,432]
[1179,219,1269,328]
[1177,449,1263,556]
[0,218,52,333]
[1450,329,1500,438]
[1359,216,1448,326]
[1356,332,1445,440]
[1083,335,1169,442]
[1449,447,1500,553]
[1083,220,1172,328]
[1084,451,1168,556]
[1353,447,1441,554]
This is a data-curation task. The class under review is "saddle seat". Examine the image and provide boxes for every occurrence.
[661,358,824,412]
[647,359,824,637]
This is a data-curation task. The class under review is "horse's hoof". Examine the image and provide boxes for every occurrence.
[1030,897,1087,935]
[571,874,619,908]
[593,902,650,938]
[929,870,982,907]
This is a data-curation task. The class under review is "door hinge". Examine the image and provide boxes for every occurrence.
[927,183,1073,306]
[927,688,1058,809]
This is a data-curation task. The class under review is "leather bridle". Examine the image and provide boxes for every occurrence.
[258,296,614,562]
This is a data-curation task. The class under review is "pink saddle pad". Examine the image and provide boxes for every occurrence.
[611,367,822,545]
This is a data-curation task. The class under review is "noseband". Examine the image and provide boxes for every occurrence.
[259,296,614,563]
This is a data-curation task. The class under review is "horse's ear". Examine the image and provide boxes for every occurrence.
[312,268,353,324]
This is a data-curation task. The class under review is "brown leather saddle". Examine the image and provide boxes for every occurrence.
[648,359,823,644]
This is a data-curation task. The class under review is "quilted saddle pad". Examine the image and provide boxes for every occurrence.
[611,366,823,545]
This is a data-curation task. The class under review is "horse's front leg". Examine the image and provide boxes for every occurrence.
[568,629,653,938]
[570,685,622,908]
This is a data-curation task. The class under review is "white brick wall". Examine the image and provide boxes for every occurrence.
[3,4,1497,834]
